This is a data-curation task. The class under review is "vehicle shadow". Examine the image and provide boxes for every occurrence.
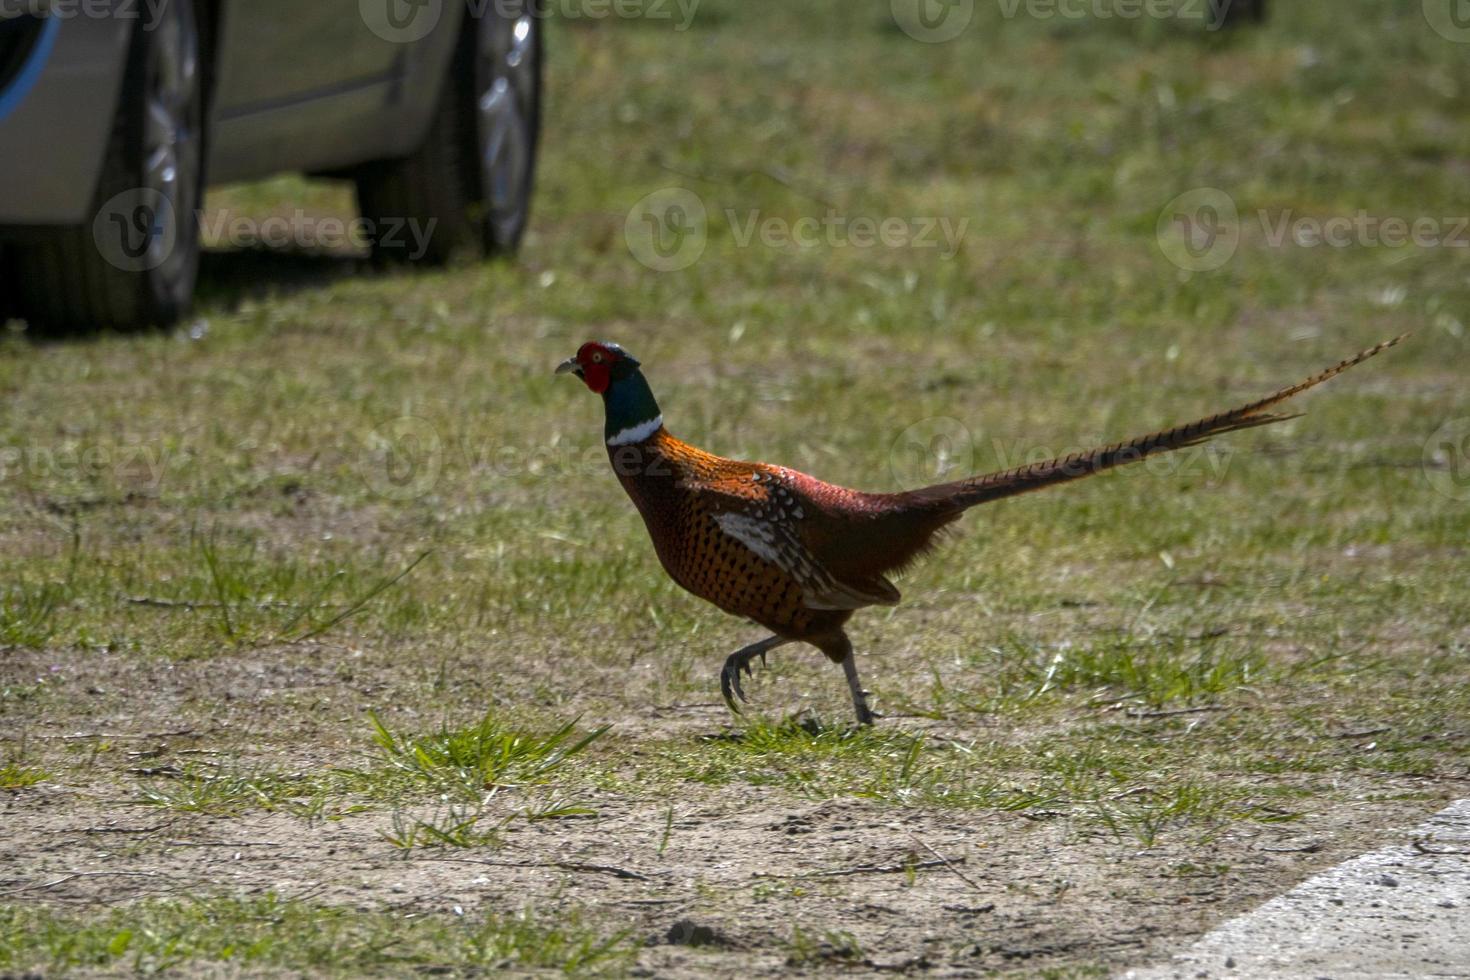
[194,245,371,310]
[4,245,411,344]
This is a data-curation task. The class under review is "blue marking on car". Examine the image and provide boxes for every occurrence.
[0,15,61,125]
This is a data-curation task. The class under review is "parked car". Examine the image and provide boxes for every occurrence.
[0,0,542,331]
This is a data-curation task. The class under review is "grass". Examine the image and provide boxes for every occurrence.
[785,925,865,968]
[0,584,63,647]
[115,699,1326,900]
[131,710,607,822]
[0,764,49,790]
[368,710,608,801]
[134,762,343,819]
[0,896,635,977]
[898,629,1270,715]
[1,0,1467,974]
[629,716,1301,844]
[380,805,507,850]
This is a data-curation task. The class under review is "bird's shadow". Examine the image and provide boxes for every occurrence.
[700,712,852,744]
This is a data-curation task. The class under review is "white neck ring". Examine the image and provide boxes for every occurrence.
[607,415,663,446]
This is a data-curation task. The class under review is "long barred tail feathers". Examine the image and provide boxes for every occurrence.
[914,335,1407,512]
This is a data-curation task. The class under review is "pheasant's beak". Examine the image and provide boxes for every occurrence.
[555,356,583,378]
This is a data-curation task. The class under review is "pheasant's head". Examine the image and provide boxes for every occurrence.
[555,341,641,395]
[557,341,663,445]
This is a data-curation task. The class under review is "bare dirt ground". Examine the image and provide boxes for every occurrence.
[3,643,1461,977]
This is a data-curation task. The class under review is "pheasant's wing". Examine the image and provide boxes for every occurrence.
[684,472,901,611]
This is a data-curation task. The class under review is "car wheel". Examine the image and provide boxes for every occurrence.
[355,0,542,264]
[12,0,204,333]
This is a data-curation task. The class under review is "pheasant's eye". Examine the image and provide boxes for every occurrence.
[592,352,604,363]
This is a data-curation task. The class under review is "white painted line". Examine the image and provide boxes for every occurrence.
[1123,799,1470,980]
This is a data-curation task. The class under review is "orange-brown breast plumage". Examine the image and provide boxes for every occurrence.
[607,429,948,641]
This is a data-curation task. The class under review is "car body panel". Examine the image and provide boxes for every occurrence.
[0,7,131,224]
[207,0,463,182]
[0,0,466,225]
[209,0,402,113]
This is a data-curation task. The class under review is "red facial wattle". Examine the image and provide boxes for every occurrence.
[582,360,612,393]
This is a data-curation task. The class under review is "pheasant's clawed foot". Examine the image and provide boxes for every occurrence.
[718,653,751,711]
[719,649,763,711]
[854,696,881,727]
[719,637,789,716]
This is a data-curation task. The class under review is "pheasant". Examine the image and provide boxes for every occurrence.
[557,336,1404,725]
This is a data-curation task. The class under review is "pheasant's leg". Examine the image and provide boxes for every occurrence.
[720,636,792,713]
[841,651,877,726]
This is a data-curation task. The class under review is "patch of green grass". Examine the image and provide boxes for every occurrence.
[785,925,865,968]
[649,715,1013,804]
[633,717,1295,843]
[379,792,599,852]
[1093,780,1299,848]
[914,629,1267,716]
[134,763,341,818]
[0,764,49,789]
[0,895,635,977]
[1035,966,1111,979]
[380,805,506,851]
[133,712,609,818]
[183,525,432,647]
[0,582,68,648]
[643,716,926,791]
[367,710,608,802]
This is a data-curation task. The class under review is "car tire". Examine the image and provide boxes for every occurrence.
[11,0,204,333]
[354,0,542,264]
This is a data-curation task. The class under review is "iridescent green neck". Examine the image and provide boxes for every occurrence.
[603,369,663,445]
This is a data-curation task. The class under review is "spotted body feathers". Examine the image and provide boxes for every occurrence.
[608,431,940,651]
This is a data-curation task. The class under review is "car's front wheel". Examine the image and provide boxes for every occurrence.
[11,0,204,333]
[354,0,542,264]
